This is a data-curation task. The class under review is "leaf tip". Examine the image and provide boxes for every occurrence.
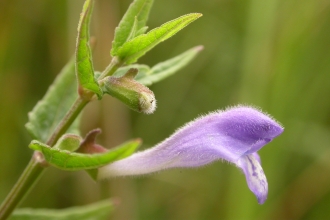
[29,140,41,151]
[194,45,204,52]
[133,138,143,146]
[187,13,203,20]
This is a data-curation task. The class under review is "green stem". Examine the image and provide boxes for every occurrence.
[0,155,44,220]
[46,97,88,146]
[98,57,122,79]
[0,97,88,220]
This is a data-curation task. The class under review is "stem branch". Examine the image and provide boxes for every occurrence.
[98,57,122,79]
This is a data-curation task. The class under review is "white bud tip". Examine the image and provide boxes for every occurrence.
[140,92,157,114]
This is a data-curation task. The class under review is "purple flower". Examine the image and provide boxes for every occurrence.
[98,106,283,204]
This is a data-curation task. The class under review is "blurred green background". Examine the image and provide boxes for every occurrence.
[1,0,330,219]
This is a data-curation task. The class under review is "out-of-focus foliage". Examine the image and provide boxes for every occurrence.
[9,199,114,220]
[1,0,330,220]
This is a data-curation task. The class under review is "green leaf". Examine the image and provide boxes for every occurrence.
[112,64,150,78]
[126,16,139,42]
[76,0,102,97]
[113,13,202,64]
[112,46,203,86]
[137,46,204,86]
[111,0,154,54]
[8,199,114,220]
[25,58,80,143]
[29,139,141,171]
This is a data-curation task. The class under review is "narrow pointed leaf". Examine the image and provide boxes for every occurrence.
[25,58,80,142]
[76,0,102,97]
[113,13,202,64]
[111,0,154,54]
[9,200,114,220]
[137,45,203,86]
[29,139,141,170]
[112,46,203,86]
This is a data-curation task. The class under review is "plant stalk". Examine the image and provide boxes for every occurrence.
[98,57,122,79]
[0,156,44,220]
[0,97,88,220]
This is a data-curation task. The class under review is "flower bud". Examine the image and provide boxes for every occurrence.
[100,68,156,114]
[53,134,82,152]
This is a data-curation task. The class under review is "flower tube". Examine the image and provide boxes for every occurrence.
[98,106,283,204]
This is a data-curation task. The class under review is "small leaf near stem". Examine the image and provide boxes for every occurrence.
[76,0,102,99]
[137,45,204,86]
[111,46,203,86]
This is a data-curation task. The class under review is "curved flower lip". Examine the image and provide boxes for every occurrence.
[98,105,284,204]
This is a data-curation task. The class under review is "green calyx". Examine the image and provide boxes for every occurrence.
[101,68,156,114]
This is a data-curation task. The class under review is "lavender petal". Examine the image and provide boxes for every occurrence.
[237,154,268,204]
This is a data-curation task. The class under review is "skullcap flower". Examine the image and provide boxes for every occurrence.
[98,106,283,204]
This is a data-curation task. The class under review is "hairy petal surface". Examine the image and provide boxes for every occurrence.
[98,106,283,204]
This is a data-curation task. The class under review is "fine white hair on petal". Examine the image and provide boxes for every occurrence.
[98,105,284,204]
[225,104,284,128]
[170,104,283,136]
